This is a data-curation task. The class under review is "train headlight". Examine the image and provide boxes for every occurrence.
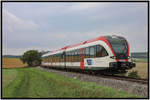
[110,56,116,59]
[128,56,131,59]
[109,62,117,68]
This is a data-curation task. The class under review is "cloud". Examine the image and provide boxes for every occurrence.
[2,3,148,55]
[3,48,51,55]
[69,3,110,11]
[3,9,39,49]
[3,9,38,33]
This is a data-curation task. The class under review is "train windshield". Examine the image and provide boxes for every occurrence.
[106,36,128,59]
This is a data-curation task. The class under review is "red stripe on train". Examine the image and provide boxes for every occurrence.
[80,48,84,69]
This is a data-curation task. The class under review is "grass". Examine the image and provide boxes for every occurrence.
[131,58,148,63]
[2,69,18,88]
[2,67,141,98]
[2,57,27,68]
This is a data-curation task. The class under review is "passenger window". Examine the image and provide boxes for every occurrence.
[68,52,70,62]
[72,50,75,62]
[96,45,108,57]
[90,46,95,58]
[101,48,108,57]
[84,47,89,58]
[77,49,80,61]
[75,50,78,62]
[71,51,73,62]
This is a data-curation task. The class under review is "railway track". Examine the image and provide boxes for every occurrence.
[95,74,148,84]
[42,66,148,84]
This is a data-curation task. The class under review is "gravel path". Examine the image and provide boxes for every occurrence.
[37,66,148,97]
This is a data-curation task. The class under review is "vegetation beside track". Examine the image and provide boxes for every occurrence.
[126,62,148,79]
[2,67,141,98]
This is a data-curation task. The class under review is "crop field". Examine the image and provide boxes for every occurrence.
[2,58,27,68]
[2,67,141,98]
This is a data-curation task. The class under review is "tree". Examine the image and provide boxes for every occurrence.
[20,50,42,66]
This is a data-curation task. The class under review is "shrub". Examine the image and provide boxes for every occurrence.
[128,71,140,78]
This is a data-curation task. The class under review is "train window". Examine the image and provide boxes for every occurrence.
[54,55,56,62]
[53,55,54,62]
[69,52,71,62]
[59,53,60,62]
[69,51,72,62]
[67,52,69,62]
[60,53,63,62]
[84,47,89,58]
[68,52,70,62]
[55,54,57,62]
[54,55,55,62]
[42,56,49,63]
[74,50,76,62]
[47,56,49,62]
[90,46,95,58]
[58,54,60,62]
[72,50,75,62]
[75,50,78,62]
[96,45,108,57]
[55,55,57,62]
[68,51,71,62]
[66,52,68,62]
[57,54,59,62]
[54,54,56,62]
[70,51,73,62]
[72,51,74,62]
[96,45,102,57]
[75,50,77,62]
[77,49,80,62]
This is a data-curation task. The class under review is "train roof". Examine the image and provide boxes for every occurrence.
[42,35,124,57]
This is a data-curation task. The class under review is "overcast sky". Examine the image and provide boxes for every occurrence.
[3,2,148,55]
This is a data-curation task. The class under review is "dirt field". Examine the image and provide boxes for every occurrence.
[126,62,148,79]
[2,58,27,68]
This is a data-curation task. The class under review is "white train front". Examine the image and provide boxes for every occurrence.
[41,35,135,74]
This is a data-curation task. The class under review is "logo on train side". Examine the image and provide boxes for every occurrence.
[87,59,92,65]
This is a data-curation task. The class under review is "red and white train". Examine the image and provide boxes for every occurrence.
[41,35,135,74]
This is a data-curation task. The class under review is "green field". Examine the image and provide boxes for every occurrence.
[131,58,148,63]
[2,67,141,98]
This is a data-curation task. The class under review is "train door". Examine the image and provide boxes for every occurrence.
[80,48,84,69]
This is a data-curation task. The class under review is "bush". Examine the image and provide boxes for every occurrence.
[128,71,140,78]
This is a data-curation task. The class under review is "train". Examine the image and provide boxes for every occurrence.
[41,35,135,74]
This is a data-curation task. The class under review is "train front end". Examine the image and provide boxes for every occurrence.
[105,36,135,73]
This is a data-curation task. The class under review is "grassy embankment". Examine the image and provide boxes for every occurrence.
[2,67,141,98]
